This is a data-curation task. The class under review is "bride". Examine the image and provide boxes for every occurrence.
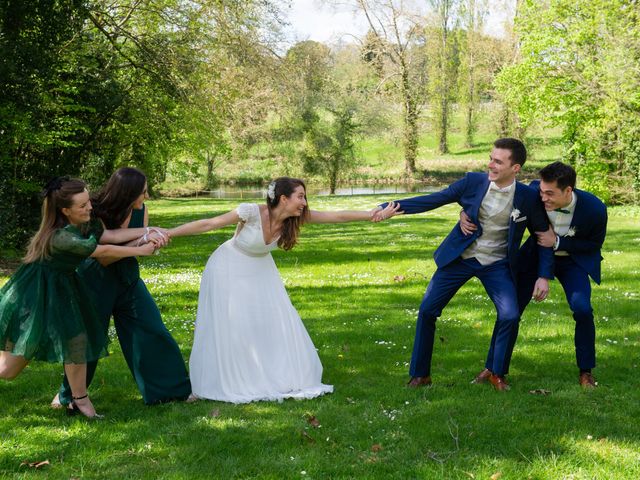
[169,177,399,403]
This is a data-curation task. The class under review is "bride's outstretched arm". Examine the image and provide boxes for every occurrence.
[308,202,402,224]
[168,210,240,237]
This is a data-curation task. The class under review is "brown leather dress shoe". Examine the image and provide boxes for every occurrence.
[407,376,432,387]
[489,374,510,391]
[579,372,596,388]
[471,368,492,384]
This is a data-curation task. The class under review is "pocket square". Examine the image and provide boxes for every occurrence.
[514,216,528,223]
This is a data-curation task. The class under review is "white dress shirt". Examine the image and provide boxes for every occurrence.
[547,191,577,256]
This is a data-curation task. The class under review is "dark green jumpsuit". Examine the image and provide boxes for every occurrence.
[58,206,191,405]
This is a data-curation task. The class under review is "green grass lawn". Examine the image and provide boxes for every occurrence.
[1,197,639,479]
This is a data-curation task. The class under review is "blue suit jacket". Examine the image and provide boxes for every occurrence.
[382,172,554,280]
[521,180,607,284]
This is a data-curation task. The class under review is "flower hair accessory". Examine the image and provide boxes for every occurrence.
[267,181,276,200]
[41,175,70,197]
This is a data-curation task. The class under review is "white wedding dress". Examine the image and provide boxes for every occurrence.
[189,203,333,403]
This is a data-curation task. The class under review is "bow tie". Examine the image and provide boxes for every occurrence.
[554,208,571,214]
[489,184,511,194]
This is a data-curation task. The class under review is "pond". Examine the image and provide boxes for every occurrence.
[191,183,442,199]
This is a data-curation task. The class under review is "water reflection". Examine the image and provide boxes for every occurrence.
[199,183,440,199]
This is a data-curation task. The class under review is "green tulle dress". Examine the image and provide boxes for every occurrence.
[0,221,109,364]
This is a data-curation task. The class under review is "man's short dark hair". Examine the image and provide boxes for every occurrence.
[539,161,577,190]
[493,138,527,166]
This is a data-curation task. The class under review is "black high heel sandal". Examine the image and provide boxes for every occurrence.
[67,394,103,419]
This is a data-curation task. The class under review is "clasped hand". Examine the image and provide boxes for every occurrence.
[139,227,172,253]
[371,201,403,222]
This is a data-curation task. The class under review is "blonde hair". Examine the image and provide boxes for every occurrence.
[266,177,309,251]
[23,178,87,263]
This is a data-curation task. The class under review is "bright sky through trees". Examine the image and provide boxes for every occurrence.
[284,0,509,43]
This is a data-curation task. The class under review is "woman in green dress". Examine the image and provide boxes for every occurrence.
[55,168,191,407]
[0,177,157,418]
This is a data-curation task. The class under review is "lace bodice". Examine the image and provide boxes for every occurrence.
[43,222,102,272]
[233,203,279,256]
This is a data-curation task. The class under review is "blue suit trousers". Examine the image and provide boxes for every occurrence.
[410,257,520,377]
[487,255,596,373]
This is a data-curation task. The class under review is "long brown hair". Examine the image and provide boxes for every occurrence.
[91,167,147,229]
[267,177,309,251]
[23,178,87,263]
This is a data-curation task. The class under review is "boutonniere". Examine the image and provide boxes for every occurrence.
[510,208,521,221]
[565,226,577,237]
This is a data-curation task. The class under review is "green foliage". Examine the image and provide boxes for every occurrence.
[0,0,284,250]
[426,0,461,155]
[302,107,360,194]
[457,0,493,148]
[576,160,612,204]
[496,0,640,202]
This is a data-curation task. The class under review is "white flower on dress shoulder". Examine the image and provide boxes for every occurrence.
[510,208,521,221]
[267,182,276,200]
[565,226,577,237]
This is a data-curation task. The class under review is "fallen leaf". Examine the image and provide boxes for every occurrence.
[20,460,50,469]
[528,389,552,396]
[305,414,321,428]
[209,408,220,417]
[300,430,315,443]
[490,472,502,480]
[463,472,475,479]
[393,275,405,282]
[371,444,383,452]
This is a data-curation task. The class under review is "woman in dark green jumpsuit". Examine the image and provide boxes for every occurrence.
[56,168,191,405]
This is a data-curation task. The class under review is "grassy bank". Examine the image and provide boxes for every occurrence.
[1,197,638,479]
[158,107,564,196]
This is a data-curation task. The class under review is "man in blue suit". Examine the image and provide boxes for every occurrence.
[381,138,554,390]
[472,161,607,388]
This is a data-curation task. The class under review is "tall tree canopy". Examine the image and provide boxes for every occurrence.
[0,0,281,250]
[496,0,640,202]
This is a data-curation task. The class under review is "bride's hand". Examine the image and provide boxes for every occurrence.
[371,201,403,222]
[147,230,169,248]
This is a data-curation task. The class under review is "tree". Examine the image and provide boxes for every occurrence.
[426,0,459,154]
[302,106,360,194]
[457,0,490,147]
[496,0,640,202]
[282,40,333,136]
[351,0,429,176]
[0,0,284,251]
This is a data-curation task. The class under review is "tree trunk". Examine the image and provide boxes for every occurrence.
[499,102,511,137]
[206,150,215,190]
[329,169,337,194]
[402,67,418,176]
[404,101,419,176]
[439,96,449,154]
[465,99,475,148]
